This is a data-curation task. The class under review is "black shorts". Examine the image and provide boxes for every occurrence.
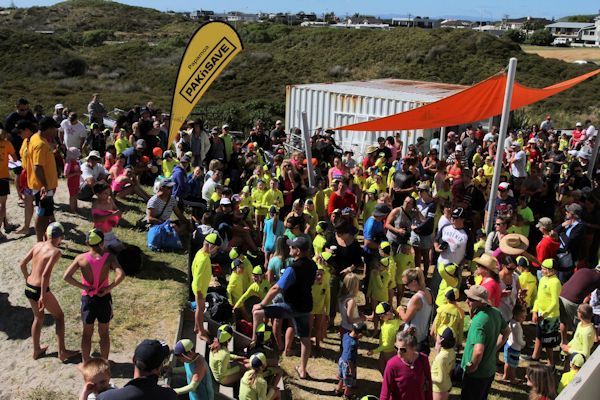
[34,192,54,217]
[25,283,50,301]
[81,294,113,324]
[535,317,560,348]
[0,178,9,196]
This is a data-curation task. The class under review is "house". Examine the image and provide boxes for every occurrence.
[391,16,441,29]
[296,12,317,22]
[545,21,594,42]
[499,16,552,32]
[472,25,504,37]
[189,9,214,20]
[331,19,390,30]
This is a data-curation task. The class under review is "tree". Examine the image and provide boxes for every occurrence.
[503,29,526,44]
[528,29,554,46]
[522,19,546,31]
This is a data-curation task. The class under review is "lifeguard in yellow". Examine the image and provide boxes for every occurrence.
[209,324,247,386]
[230,247,253,292]
[313,221,328,257]
[367,257,391,332]
[191,233,221,340]
[234,266,271,320]
[227,259,246,307]
[262,179,284,211]
[252,179,268,231]
[435,263,459,307]
[431,288,464,347]
[311,264,330,351]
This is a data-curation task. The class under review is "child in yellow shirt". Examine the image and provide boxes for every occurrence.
[227,259,247,309]
[252,180,268,231]
[234,266,271,321]
[517,256,537,310]
[379,242,397,304]
[561,304,595,360]
[431,326,457,399]
[367,257,391,333]
[394,243,415,302]
[367,302,402,374]
[362,188,378,223]
[311,265,329,351]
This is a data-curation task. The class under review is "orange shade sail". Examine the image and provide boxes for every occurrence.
[334,68,600,132]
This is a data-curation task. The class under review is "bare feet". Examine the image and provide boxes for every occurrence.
[15,227,32,235]
[59,349,80,363]
[33,345,49,360]
[295,365,308,379]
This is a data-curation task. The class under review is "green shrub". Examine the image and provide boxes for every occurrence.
[82,29,114,46]
[528,29,554,46]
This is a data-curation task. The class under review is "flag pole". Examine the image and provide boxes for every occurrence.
[485,58,517,234]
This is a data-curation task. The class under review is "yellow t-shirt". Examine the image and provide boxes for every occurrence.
[362,199,377,222]
[227,270,245,306]
[162,158,179,178]
[191,249,212,298]
[114,137,131,155]
[239,370,268,400]
[558,369,577,393]
[373,318,402,354]
[311,278,329,314]
[533,274,562,319]
[235,279,271,310]
[431,347,456,393]
[262,188,284,210]
[252,188,267,216]
[482,164,494,178]
[432,303,465,345]
[27,133,58,191]
[567,322,595,358]
[395,252,415,284]
[518,271,537,308]
[0,139,16,179]
[367,269,390,303]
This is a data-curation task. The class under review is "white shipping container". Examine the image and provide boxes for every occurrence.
[285,78,468,159]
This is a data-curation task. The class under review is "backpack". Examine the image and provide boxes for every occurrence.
[205,292,233,324]
[147,220,183,251]
[117,245,144,276]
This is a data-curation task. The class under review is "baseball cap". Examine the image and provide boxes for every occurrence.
[451,207,465,219]
[375,302,392,315]
[86,228,104,246]
[217,324,233,343]
[205,232,222,246]
[498,182,510,191]
[454,144,463,152]
[222,124,230,130]
[90,122,99,130]
[220,197,232,206]
[252,266,263,275]
[46,222,64,239]
[158,179,176,189]
[135,139,146,149]
[229,247,240,259]
[287,236,309,251]
[535,217,553,230]
[180,155,191,163]
[134,339,170,371]
[232,259,243,269]
[576,122,583,127]
[380,241,391,251]
[173,339,194,356]
[352,321,366,334]
[250,352,267,368]
[39,116,59,131]
[372,204,392,217]
[54,103,64,109]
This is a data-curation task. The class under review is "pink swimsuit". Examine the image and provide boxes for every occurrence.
[82,252,110,297]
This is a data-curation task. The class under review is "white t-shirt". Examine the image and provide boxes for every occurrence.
[507,319,525,351]
[201,178,219,202]
[435,224,468,265]
[60,119,87,149]
[80,162,108,183]
[511,150,527,178]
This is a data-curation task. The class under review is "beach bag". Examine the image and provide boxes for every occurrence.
[205,292,233,324]
[117,245,144,276]
[147,220,183,251]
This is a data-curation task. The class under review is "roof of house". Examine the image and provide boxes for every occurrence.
[545,22,594,29]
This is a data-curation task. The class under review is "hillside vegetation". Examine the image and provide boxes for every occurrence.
[0,0,599,129]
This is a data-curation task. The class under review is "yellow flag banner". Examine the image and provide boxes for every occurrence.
[168,21,243,146]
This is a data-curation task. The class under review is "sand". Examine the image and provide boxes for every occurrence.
[0,179,132,400]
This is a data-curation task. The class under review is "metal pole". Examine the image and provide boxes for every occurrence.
[485,57,518,234]
[301,112,316,188]
[439,127,446,160]
[587,131,599,180]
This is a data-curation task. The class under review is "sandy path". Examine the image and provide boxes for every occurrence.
[0,179,132,400]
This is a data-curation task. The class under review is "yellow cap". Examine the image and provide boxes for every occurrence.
[229,247,239,259]
[252,266,263,275]
[217,324,233,343]
[542,259,554,270]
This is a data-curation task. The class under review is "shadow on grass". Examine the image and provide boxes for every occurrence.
[0,292,53,340]
[134,254,188,284]
[292,377,381,398]
[61,221,88,246]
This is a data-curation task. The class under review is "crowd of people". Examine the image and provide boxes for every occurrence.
[2,94,600,400]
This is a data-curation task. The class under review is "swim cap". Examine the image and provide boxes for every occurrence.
[217,324,233,343]
[252,266,263,275]
[173,339,194,355]
[250,352,266,368]
[375,302,392,315]
[86,228,104,246]
[46,222,64,239]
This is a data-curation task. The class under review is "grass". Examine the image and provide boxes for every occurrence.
[522,45,600,63]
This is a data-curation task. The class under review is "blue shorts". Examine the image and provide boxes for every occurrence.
[503,342,520,369]
[337,359,356,388]
[263,303,310,338]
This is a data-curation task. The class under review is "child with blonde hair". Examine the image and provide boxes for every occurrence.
[78,357,115,400]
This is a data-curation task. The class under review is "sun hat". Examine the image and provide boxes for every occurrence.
[464,285,489,304]
[85,150,102,161]
[473,253,499,274]
[499,233,529,256]
[366,145,378,154]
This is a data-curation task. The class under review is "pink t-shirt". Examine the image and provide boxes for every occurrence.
[481,277,501,308]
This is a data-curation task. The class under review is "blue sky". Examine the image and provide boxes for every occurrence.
[4,0,599,20]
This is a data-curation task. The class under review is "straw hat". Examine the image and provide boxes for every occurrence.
[499,233,529,256]
[473,253,498,274]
